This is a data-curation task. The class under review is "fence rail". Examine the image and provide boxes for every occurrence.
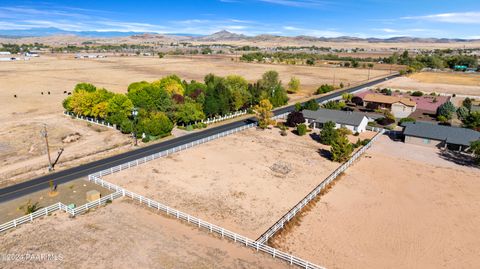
[202,110,247,125]
[256,130,385,244]
[64,111,116,129]
[91,123,257,178]
[87,175,324,269]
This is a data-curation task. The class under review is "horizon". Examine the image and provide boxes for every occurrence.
[0,1,479,39]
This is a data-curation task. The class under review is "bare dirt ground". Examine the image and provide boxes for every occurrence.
[271,135,480,269]
[0,199,293,269]
[377,73,480,96]
[0,54,389,185]
[104,127,343,239]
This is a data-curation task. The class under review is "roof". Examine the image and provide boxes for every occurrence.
[303,108,367,126]
[402,121,480,146]
[364,94,416,107]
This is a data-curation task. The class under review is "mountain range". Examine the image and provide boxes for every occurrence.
[0,28,478,43]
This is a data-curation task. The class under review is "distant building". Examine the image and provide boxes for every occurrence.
[303,108,370,133]
[402,121,480,151]
[0,51,11,55]
[363,94,416,118]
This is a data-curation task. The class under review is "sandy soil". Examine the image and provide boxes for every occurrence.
[0,178,112,223]
[271,135,480,269]
[0,54,389,185]
[377,75,480,96]
[0,200,293,269]
[104,127,342,239]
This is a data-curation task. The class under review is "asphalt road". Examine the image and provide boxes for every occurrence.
[0,74,399,203]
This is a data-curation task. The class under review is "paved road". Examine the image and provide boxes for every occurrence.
[0,74,399,203]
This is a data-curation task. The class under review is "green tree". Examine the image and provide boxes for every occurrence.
[153,75,185,96]
[319,121,338,145]
[225,75,250,110]
[303,99,320,111]
[269,84,289,107]
[457,106,470,121]
[463,98,473,111]
[74,82,96,93]
[175,101,205,125]
[330,135,354,162]
[137,111,173,138]
[437,101,456,120]
[462,111,480,130]
[204,76,232,116]
[287,77,300,94]
[342,93,353,102]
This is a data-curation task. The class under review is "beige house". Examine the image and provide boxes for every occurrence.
[363,94,416,118]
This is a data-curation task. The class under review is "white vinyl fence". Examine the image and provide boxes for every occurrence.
[0,191,122,233]
[202,110,247,125]
[90,123,257,178]
[256,130,385,244]
[64,111,116,129]
[87,175,324,269]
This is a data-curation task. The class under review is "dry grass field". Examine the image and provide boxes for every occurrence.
[0,199,293,269]
[377,73,480,96]
[0,54,389,185]
[271,136,480,269]
[103,127,365,239]
[409,72,480,87]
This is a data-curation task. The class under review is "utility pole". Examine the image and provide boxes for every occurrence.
[40,124,53,171]
[332,66,336,86]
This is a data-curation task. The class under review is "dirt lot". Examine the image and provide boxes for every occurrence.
[378,73,480,96]
[103,127,348,239]
[0,54,389,185]
[0,199,294,269]
[271,135,480,269]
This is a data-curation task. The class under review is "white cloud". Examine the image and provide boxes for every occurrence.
[403,12,480,24]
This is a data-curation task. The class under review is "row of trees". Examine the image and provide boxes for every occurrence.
[383,51,478,72]
[63,71,291,141]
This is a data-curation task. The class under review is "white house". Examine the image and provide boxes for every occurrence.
[303,108,370,133]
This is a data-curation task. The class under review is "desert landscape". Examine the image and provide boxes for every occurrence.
[377,72,480,96]
[103,127,362,239]
[0,199,292,269]
[270,136,480,269]
[0,54,390,185]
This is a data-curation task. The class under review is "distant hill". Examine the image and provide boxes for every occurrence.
[0,28,478,45]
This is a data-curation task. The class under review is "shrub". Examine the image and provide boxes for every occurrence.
[399,117,416,125]
[380,88,392,96]
[286,111,305,127]
[316,84,335,94]
[297,124,307,136]
[366,102,380,110]
[376,117,395,126]
[323,100,345,110]
[337,127,353,137]
[351,96,363,106]
[411,91,424,97]
[303,99,320,111]
[294,102,302,112]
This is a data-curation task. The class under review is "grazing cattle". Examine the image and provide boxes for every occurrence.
[48,91,51,95]
[67,92,72,95]
[14,94,17,98]
[41,92,44,95]
[64,90,67,94]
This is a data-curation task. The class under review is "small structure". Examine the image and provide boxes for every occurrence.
[363,94,416,118]
[303,108,369,133]
[0,51,11,55]
[402,121,480,151]
[86,190,101,202]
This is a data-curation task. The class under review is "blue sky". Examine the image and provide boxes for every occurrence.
[0,0,479,38]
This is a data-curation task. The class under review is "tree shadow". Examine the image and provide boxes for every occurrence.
[309,133,320,142]
[317,148,332,160]
[437,150,478,168]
